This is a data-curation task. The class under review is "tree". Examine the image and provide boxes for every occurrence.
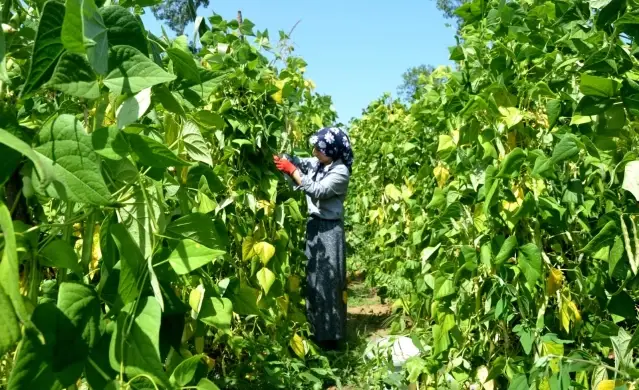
[151,0,209,35]
[433,0,471,20]
[397,64,434,102]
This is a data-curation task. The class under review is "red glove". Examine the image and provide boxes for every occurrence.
[274,157,297,175]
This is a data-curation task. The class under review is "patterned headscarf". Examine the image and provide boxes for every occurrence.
[309,127,354,172]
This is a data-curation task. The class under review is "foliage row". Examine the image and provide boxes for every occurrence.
[0,1,341,389]
[348,0,639,387]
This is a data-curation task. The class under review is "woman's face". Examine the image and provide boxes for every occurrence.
[313,147,333,164]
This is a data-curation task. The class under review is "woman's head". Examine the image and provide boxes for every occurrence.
[309,127,354,171]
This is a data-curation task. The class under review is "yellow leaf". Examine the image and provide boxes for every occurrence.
[568,300,582,323]
[253,241,275,265]
[287,275,301,293]
[189,284,206,317]
[434,165,450,188]
[257,200,274,216]
[271,89,283,104]
[451,129,460,145]
[342,290,348,304]
[546,268,564,295]
[89,224,101,280]
[597,380,621,390]
[385,184,402,202]
[242,237,256,261]
[290,333,307,358]
[560,300,571,333]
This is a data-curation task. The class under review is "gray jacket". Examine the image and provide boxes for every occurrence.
[284,154,350,220]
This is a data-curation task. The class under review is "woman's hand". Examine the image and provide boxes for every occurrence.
[273,155,297,176]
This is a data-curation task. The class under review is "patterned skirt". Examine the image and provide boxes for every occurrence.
[305,217,347,342]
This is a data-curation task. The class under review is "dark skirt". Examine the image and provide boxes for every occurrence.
[305,217,347,342]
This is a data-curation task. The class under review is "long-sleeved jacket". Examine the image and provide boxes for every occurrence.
[284,154,350,220]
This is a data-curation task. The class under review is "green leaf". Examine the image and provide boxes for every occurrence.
[166,213,228,250]
[0,201,27,323]
[127,133,189,168]
[116,87,152,129]
[551,135,580,164]
[611,328,632,369]
[547,99,561,129]
[0,22,8,82]
[104,45,176,95]
[198,296,233,329]
[581,220,617,254]
[109,296,170,388]
[0,284,20,357]
[590,0,612,9]
[92,125,129,160]
[9,303,89,388]
[168,239,225,275]
[0,128,53,186]
[167,48,200,82]
[193,111,225,129]
[253,241,275,266]
[39,239,82,273]
[509,374,528,390]
[61,0,108,74]
[110,223,145,305]
[183,121,213,166]
[256,267,276,294]
[34,114,112,205]
[21,1,66,97]
[437,134,456,157]
[48,52,101,99]
[432,324,450,356]
[170,355,209,387]
[499,106,523,128]
[580,74,619,98]
[513,324,534,355]
[228,284,260,316]
[196,378,221,390]
[498,147,526,178]
[118,185,160,260]
[518,244,542,287]
[100,6,148,54]
[57,282,101,349]
[608,291,635,319]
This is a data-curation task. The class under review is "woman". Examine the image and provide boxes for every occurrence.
[273,127,353,350]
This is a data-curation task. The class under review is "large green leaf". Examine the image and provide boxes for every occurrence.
[581,220,617,254]
[109,296,170,387]
[495,236,518,265]
[167,48,201,82]
[104,45,175,95]
[166,213,228,250]
[21,1,66,97]
[0,22,8,82]
[57,282,101,349]
[9,303,89,388]
[117,185,160,260]
[0,284,20,357]
[116,87,152,129]
[34,114,112,205]
[110,223,145,305]
[167,239,225,275]
[39,239,82,273]
[517,244,542,288]
[126,133,189,168]
[61,0,108,74]
[183,121,213,166]
[198,296,233,329]
[0,201,27,323]
[0,128,53,186]
[100,6,148,54]
[580,74,619,98]
[170,355,209,387]
[551,135,580,164]
[497,147,526,178]
[48,52,100,99]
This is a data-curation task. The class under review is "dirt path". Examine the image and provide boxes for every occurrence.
[325,281,394,390]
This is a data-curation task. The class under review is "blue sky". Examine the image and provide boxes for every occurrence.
[141,0,457,122]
